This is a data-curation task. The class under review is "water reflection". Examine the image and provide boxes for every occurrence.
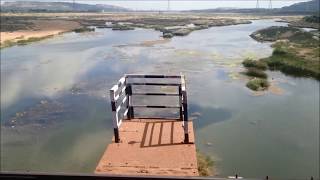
[1,20,318,178]
[189,104,233,128]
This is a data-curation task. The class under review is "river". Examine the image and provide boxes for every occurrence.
[1,19,319,179]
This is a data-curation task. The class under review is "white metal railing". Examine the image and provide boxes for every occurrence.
[109,74,189,143]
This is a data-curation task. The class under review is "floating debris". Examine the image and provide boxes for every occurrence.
[5,100,67,128]
[269,82,285,95]
[249,121,258,125]
[40,100,48,105]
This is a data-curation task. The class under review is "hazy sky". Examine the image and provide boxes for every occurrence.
[3,0,311,10]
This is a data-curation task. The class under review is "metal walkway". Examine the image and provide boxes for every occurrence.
[95,74,198,176]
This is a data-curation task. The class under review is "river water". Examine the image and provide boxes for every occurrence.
[1,20,319,179]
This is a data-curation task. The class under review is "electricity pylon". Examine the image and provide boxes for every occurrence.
[256,0,260,9]
[268,0,273,9]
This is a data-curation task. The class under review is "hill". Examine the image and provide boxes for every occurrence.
[281,0,319,13]
[188,0,319,14]
[0,1,130,12]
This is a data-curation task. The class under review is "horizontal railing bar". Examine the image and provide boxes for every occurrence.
[126,74,181,78]
[128,83,181,86]
[131,105,180,108]
[127,117,181,121]
[132,93,180,96]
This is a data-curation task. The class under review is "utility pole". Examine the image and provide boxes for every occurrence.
[256,0,260,9]
[167,0,170,12]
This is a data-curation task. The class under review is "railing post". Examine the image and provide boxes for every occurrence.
[110,88,120,143]
[179,85,183,121]
[182,91,189,143]
[181,75,189,143]
[124,77,130,120]
[126,84,134,119]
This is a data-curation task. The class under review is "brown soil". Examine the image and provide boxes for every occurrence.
[1,20,81,43]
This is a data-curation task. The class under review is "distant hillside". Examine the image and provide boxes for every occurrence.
[0,1,130,12]
[188,0,319,14]
[281,0,319,13]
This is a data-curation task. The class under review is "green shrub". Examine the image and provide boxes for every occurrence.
[112,24,134,31]
[242,58,268,70]
[74,27,95,33]
[272,47,287,55]
[163,32,173,38]
[264,50,320,80]
[197,151,213,176]
[303,15,320,23]
[245,68,268,79]
[246,78,270,91]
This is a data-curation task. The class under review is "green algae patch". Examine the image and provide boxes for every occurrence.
[246,78,270,91]
[242,58,268,70]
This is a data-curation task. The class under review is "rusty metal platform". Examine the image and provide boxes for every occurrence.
[95,119,198,176]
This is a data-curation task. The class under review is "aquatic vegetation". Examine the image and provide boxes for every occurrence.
[262,50,320,80]
[246,78,270,91]
[303,15,320,23]
[250,26,320,80]
[174,49,204,57]
[197,151,214,176]
[228,72,240,80]
[242,58,268,70]
[250,26,319,46]
[163,32,173,38]
[4,100,66,127]
[245,68,268,79]
[242,58,269,90]
[74,27,95,33]
[112,24,134,31]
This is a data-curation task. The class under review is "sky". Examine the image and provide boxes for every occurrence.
[2,0,312,10]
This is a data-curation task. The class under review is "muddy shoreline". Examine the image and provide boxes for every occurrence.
[0,13,306,49]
